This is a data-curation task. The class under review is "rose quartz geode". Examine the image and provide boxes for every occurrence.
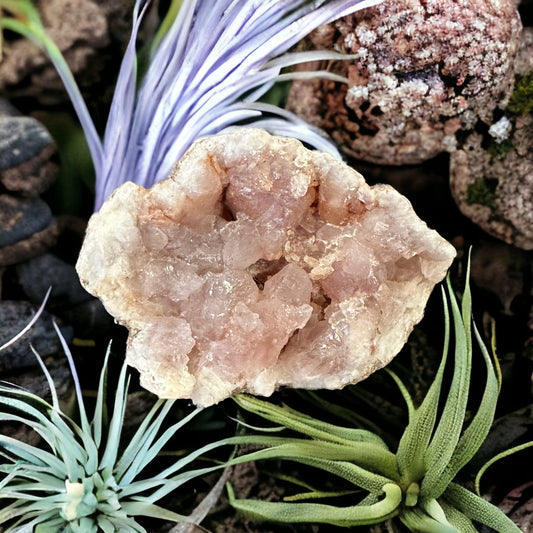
[76,128,456,406]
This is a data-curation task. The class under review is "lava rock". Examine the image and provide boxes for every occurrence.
[449,113,533,249]
[0,300,72,372]
[16,253,113,337]
[0,195,58,266]
[0,114,57,195]
[449,27,533,249]
[0,115,53,171]
[287,0,522,165]
[0,0,134,104]
[16,253,91,307]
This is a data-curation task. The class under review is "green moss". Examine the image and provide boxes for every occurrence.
[466,178,498,211]
[507,72,533,116]
[487,138,514,159]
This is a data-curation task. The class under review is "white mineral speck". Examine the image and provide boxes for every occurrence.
[488,116,513,143]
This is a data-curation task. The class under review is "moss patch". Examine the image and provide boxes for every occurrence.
[487,138,514,159]
[507,72,533,116]
[466,178,498,211]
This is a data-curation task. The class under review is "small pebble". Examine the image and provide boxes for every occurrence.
[0,195,53,247]
[16,253,113,337]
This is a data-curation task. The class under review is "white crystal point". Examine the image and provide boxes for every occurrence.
[76,128,456,406]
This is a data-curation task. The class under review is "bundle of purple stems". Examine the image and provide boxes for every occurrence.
[3,0,384,209]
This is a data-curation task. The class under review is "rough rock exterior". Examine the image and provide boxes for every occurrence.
[76,129,455,406]
[286,0,522,165]
[449,114,533,249]
[0,101,59,266]
[0,0,135,102]
[450,26,533,249]
[0,113,57,195]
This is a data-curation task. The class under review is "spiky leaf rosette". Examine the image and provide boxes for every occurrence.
[0,312,242,532]
[0,0,384,209]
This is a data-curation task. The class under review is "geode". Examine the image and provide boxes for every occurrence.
[76,129,455,406]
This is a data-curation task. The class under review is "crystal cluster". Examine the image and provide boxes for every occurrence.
[76,129,455,406]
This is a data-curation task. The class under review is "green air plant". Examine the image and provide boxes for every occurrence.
[227,265,521,532]
[0,302,245,532]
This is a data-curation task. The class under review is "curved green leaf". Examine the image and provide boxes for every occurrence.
[475,440,533,495]
[443,483,521,533]
[234,395,387,447]
[422,276,472,498]
[434,321,500,497]
[440,501,477,533]
[400,507,459,533]
[396,286,451,483]
[227,481,401,527]
[225,439,398,485]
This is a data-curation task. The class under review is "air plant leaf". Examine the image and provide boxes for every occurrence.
[444,483,522,533]
[300,390,386,436]
[227,481,402,527]
[434,321,500,495]
[400,507,457,533]
[395,285,450,483]
[474,440,533,496]
[420,275,473,498]
[440,501,478,533]
[233,394,387,448]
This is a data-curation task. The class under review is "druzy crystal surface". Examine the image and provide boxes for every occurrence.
[76,129,455,406]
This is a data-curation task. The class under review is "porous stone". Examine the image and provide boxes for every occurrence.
[0,300,72,372]
[449,114,533,249]
[76,128,456,406]
[0,196,53,247]
[15,252,113,337]
[0,113,58,195]
[286,0,522,165]
[0,0,108,100]
[514,26,533,74]
[449,27,533,249]
[0,195,58,266]
[17,254,91,308]
[0,116,52,171]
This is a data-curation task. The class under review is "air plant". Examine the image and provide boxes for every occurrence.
[228,264,522,532]
[0,0,384,210]
[0,299,241,533]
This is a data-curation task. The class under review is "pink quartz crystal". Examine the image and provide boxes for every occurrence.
[76,128,456,405]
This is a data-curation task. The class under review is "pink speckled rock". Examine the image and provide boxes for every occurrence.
[76,129,455,406]
[287,0,522,165]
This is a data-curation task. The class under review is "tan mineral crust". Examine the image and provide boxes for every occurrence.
[76,129,456,406]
